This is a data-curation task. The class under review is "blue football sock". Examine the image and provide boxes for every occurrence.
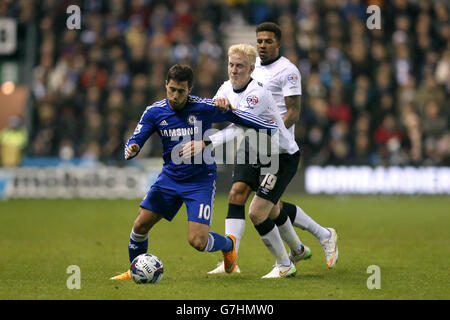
[203,232,233,252]
[128,230,148,262]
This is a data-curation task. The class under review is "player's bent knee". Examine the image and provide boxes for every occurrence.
[248,210,260,225]
[229,182,251,205]
[248,196,272,225]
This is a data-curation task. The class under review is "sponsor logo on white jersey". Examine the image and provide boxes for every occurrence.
[246,95,259,108]
[287,73,299,85]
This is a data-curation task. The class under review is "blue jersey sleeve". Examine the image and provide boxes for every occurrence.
[203,99,278,132]
[125,106,157,159]
[224,109,278,132]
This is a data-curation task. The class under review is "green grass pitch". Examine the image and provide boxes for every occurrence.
[0,194,449,300]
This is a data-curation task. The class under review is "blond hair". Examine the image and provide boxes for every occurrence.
[228,44,257,66]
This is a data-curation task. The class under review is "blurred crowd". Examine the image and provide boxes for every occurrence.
[27,0,227,164]
[293,0,450,166]
[1,0,449,166]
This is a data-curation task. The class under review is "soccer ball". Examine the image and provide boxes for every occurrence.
[130,253,164,284]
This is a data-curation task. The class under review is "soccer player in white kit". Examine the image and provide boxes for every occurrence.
[183,44,309,278]
[184,44,305,278]
[207,23,339,275]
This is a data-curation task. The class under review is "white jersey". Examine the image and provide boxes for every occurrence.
[210,79,299,155]
[252,56,302,140]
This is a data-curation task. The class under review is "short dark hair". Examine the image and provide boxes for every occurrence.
[256,22,282,42]
[166,64,194,89]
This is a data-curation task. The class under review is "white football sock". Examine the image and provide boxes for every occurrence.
[277,219,303,252]
[260,227,291,266]
[225,218,245,253]
[130,228,148,242]
[294,206,331,242]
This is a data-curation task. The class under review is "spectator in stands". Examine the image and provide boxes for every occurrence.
[0,116,28,167]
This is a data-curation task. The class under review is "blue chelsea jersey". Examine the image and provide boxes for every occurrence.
[125,95,277,181]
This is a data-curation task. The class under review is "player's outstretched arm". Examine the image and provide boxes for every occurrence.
[228,109,278,131]
[205,102,278,153]
[210,96,277,131]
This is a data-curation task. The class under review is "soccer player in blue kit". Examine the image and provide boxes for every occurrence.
[111,64,277,280]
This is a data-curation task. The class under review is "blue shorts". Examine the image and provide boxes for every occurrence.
[140,172,216,226]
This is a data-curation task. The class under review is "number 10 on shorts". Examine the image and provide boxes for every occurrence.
[198,204,211,220]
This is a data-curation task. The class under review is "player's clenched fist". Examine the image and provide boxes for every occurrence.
[125,143,140,159]
[215,97,235,112]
